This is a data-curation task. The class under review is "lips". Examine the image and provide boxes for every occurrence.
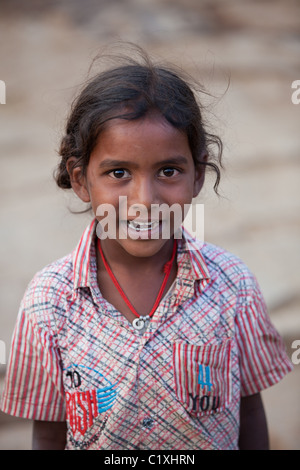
[118,219,162,240]
[127,220,160,232]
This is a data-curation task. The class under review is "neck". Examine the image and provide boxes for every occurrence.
[97,238,175,275]
[97,237,177,326]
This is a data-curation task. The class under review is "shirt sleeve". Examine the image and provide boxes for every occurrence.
[1,275,66,421]
[235,273,293,397]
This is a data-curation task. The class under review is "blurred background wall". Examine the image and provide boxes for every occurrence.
[0,0,299,450]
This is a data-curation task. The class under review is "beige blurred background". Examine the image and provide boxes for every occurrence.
[0,0,299,450]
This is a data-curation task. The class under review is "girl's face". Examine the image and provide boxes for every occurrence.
[70,114,204,259]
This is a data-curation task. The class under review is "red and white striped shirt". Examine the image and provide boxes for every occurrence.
[1,219,293,449]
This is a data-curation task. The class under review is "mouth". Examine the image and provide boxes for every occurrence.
[117,219,163,240]
[127,220,160,232]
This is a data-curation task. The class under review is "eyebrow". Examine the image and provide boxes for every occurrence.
[98,156,189,169]
[99,159,139,169]
[158,156,189,166]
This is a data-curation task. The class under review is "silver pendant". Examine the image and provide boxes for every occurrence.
[132,316,150,331]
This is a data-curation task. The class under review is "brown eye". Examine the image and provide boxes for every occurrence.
[109,169,129,179]
[160,167,179,177]
[113,170,125,178]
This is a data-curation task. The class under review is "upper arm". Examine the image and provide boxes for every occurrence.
[235,273,293,397]
[2,278,66,421]
[32,420,67,450]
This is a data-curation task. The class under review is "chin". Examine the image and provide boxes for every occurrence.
[116,237,171,259]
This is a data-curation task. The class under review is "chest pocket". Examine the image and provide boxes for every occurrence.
[172,338,232,415]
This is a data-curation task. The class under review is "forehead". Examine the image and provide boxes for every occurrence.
[91,114,192,162]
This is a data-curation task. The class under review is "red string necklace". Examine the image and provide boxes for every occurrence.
[97,238,177,331]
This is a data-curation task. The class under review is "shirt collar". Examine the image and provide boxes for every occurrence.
[72,219,210,290]
[176,227,210,283]
[73,218,97,289]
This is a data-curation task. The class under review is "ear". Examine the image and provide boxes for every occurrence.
[66,158,90,203]
[193,154,207,198]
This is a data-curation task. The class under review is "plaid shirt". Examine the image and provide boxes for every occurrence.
[1,219,293,450]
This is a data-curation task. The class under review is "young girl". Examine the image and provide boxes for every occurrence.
[1,48,293,450]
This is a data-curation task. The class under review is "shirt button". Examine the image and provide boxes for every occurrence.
[142,417,154,429]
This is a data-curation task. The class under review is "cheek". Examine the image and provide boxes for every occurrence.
[90,191,127,224]
[86,178,117,208]
[168,181,195,203]
[193,165,205,197]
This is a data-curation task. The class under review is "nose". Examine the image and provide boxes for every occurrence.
[128,176,155,217]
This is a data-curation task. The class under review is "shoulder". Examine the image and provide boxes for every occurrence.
[199,241,259,294]
[197,242,269,327]
[22,252,74,311]
[201,242,249,275]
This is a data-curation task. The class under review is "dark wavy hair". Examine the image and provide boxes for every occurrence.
[55,47,223,193]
